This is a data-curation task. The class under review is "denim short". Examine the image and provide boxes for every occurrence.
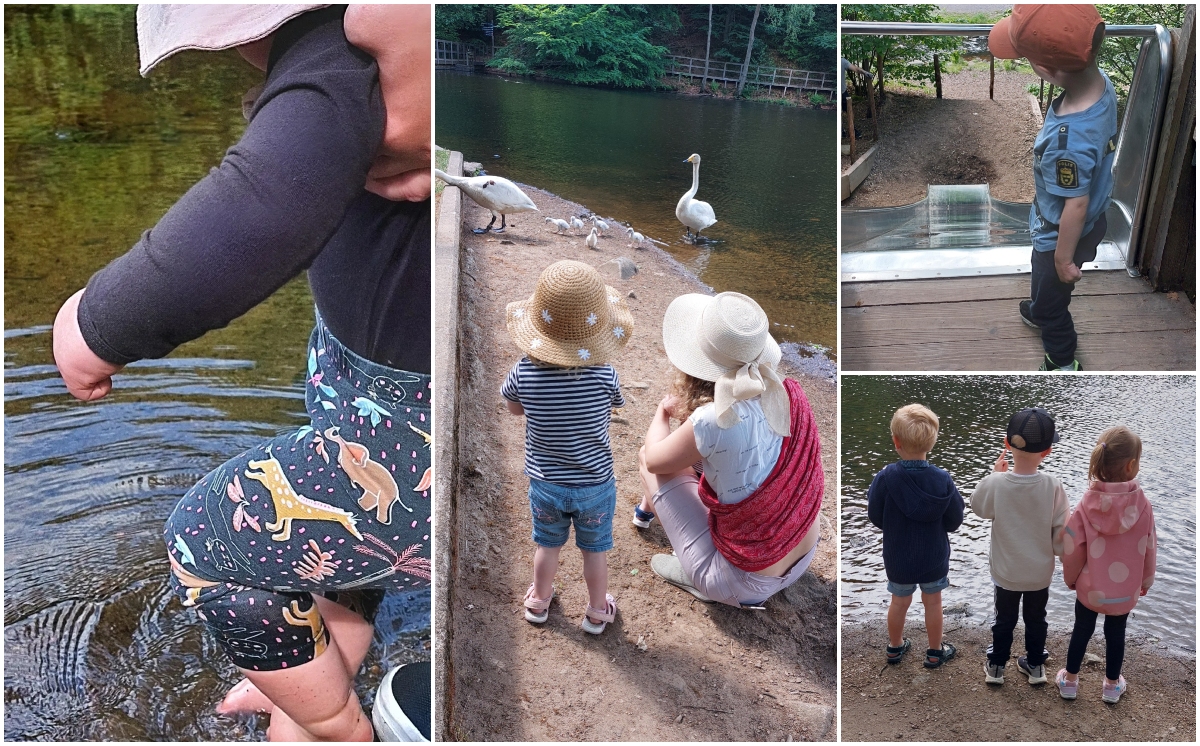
[528,477,617,552]
[887,575,950,597]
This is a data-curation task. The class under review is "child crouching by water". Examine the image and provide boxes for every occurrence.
[1058,426,1156,703]
[868,404,964,668]
[501,260,633,633]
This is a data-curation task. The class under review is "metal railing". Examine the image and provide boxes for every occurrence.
[840,22,1173,273]
[665,55,835,94]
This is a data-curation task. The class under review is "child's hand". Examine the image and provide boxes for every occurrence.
[1067,583,1076,590]
[53,289,123,401]
[1139,587,1147,596]
[1055,259,1083,284]
[659,394,682,419]
[993,446,1010,473]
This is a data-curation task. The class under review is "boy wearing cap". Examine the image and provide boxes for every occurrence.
[868,404,965,669]
[971,407,1070,686]
[989,5,1117,371]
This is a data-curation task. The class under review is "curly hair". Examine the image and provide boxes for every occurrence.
[669,367,715,420]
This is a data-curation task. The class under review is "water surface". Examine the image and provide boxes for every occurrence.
[840,375,1195,651]
[4,6,428,739]
[436,71,837,356]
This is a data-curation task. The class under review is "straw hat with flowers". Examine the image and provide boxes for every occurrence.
[506,260,634,367]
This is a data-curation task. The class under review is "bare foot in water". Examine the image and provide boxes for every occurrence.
[217,678,276,715]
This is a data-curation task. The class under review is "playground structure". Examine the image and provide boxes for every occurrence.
[840,22,1173,281]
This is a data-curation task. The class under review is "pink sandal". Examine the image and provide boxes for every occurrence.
[581,594,616,635]
[523,584,552,624]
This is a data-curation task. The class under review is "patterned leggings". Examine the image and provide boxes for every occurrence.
[164,314,431,671]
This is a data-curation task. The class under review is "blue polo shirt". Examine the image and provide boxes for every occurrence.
[1029,72,1117,253]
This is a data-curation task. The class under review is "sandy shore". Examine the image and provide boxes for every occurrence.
[443,186,838,741]
[841,621,1196,742]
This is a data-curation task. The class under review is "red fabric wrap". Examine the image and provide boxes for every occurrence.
[699,378,824,573]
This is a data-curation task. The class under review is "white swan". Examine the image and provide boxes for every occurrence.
[569,216,585,235]
[626,227,645,248]
[586,226,600,251]
[676,153,717,240]
[591,217,610,235]
[434,169,538,233]
[544,217,570,234]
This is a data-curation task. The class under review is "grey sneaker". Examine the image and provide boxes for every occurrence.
[650,554,712,602]
[984,661,1006,685]
[373,662,431,742]
[1018,655,1047,684]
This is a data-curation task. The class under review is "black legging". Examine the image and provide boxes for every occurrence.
[1065,599,1128,681]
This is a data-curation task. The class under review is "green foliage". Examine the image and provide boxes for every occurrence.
[434,4,490,41]
[807,92,828,105]
[840,4,960,95]
[1094,5,1189,93]
[490,5,676,88]
[709,80,721,94]
[762,4,837,71]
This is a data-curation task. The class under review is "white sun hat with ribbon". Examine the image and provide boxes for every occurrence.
[662,292,789,436]
[506,260,634,367]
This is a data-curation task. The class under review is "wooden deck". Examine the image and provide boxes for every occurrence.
[842,272,1196,371]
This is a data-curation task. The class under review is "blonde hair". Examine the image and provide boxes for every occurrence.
[1088,426,1142,483]
[891,404,939,453]
[669,367,715,420]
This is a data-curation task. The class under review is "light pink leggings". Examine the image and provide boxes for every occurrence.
[651,473,817,607]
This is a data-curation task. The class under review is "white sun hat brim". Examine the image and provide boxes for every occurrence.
[662,293,782,382]
[136,4,328,76]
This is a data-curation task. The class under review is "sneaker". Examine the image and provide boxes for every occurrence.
[650,553,712,602]
[1102,675,1127,703]
[984,661,1006,685]
[1018,300,1040,329]
[632,505,656,529]
[1055,668,1078,700]
[373,661,431,742]
[1039,354,1083,371]
[1018,655,1047,684]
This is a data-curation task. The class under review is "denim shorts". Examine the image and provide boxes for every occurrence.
[528,477,617,552]
[887,575,950,597]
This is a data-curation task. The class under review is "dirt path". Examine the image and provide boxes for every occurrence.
[843,70,1043,207]
[445,188,838,741]
[841,622,1196,742]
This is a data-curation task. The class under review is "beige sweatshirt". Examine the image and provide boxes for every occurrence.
[971,471,1069,592]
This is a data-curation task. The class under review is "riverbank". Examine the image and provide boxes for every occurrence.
[444,186,838,741]
[842,69,1042,207]
[841,621,1196,742]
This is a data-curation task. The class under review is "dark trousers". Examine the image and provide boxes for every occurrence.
[989,585,1049,666]
[1065,599,1128,681]
[1029,213,1107,366]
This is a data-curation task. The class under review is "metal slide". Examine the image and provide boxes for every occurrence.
[840,22,1172,282]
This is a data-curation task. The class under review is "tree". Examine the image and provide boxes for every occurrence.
[736,4,761,95]
[702,4,712,91]
[840,4,959,101]
[1094,5,1188,96]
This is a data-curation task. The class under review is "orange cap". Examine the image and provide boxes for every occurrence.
[988,5,1104,72]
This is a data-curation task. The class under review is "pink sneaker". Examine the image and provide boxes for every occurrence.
[1102,675,1127,703]
[1055,669,1078,700]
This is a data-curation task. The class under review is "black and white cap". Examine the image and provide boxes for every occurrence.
[1006,407,1060,453]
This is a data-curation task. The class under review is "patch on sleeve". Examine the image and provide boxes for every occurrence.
[1056,159,1079,188]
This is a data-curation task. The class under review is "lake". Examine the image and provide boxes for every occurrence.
[840,375,1196,651]
[4,6,428,739]
[436,70,837,359]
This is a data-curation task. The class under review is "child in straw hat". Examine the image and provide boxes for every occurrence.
[501,260,635,634]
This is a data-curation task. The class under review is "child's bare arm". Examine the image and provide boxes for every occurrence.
[505,400,524,416]
[1054,195,1090,283]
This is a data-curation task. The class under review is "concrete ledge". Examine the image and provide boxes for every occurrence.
[432,149,463,741]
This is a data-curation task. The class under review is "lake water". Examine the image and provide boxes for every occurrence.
[840,375,1196,651]
[4,6,428,739]
[436,70,838,359]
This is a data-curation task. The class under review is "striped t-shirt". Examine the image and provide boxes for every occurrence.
[501,357,624,486]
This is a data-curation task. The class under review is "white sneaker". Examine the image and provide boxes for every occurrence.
[373,662,431,742]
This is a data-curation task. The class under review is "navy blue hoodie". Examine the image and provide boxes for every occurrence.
[867,462,964,585]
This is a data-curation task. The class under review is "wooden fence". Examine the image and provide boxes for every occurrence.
[664,55,835,95]
[436,40,474,69]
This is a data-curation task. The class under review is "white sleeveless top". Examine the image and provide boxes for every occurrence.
[689,397,784,505]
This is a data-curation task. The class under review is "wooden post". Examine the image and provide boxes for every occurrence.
[847,94,857,164]
[989,55,995,100]
[1039,79,1045,107]
[865,72,880,140]
[933,53,942,99]
[876,51,885,102]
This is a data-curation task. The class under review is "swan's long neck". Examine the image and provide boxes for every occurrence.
[687,160,700,200]
[433,169,467,189]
